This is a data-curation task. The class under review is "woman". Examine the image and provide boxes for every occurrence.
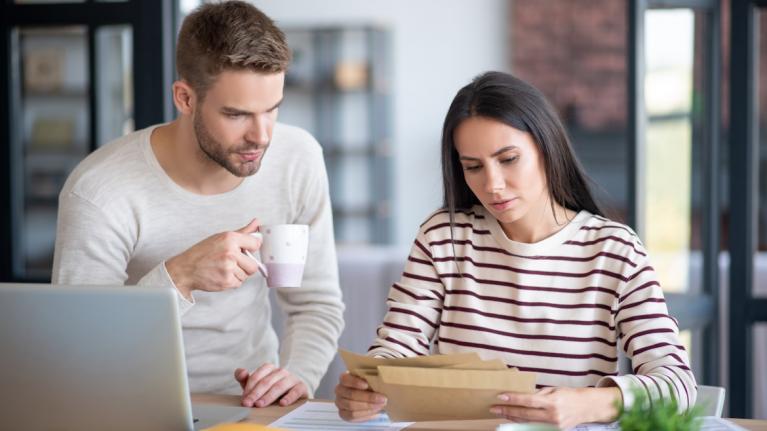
[334,72,696,429]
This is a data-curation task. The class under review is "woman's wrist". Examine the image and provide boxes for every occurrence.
[585,387,622,423]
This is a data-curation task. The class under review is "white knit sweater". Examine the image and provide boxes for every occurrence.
[52,123,345,396]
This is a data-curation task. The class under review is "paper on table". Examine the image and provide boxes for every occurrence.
[269,401,413,431]
[497,416,749,431]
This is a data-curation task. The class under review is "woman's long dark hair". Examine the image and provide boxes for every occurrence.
[441,71,603,228]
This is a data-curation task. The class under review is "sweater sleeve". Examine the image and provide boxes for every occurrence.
[597,240,697,411]
[271,148,345,397]
[367,226,445,358]
[51,191,194,314]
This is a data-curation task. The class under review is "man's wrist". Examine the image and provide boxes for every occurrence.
[166,257,193,300]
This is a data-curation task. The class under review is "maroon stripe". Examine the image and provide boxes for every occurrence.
[432,255,632,282]
[438,336,617,362]
[657,372,682,406]
[413,239,433,259]
[421,209,485,227]
[438,272,619,298]
[618,313,677,326]
[443,305,615,330]
[628,266,654,281]
[383,321,422,334]
[636,376,655,408]
[424,222,491,236]
[615,297,666,316]
[402,271,442,284]
[580,224,637,237]
[384,336,427,356]
[392,283,445,302]
[633,359,691,374]
[440,320,616,346]
[565,235,647,257]
[662,365,691,408]
[446,289,613,312]
[619,280,661,303]
[389,307,439,328]
[428,239,638,267]
[623,328,675,351]
[648,375,666,403]
[514,365,617,377]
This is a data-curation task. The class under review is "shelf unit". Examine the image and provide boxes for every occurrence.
[282,25,392,244]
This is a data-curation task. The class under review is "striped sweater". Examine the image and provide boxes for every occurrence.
[368,206,697,409]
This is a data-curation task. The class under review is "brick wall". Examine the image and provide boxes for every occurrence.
[511,0,628,131]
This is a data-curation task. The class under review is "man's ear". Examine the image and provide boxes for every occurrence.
[172,80,198,116]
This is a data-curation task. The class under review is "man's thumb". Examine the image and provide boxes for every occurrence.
[236,218,260,234]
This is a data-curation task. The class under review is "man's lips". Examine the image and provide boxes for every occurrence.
[238,150,263,162]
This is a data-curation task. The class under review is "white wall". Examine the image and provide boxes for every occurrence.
[253,0,510,245]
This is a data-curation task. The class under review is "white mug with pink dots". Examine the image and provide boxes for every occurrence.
[247,224,308,288]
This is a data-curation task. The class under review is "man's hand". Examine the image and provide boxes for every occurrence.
[490,387,621,430]
[234,364,308,408]
[166,219,263,299]
[334,371,387,422]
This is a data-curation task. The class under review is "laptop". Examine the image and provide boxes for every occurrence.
[0,283,250,430]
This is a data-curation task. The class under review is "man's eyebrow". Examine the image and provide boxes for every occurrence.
[459,145,517,161]
[220,98,284,115]
[267,98,284,112]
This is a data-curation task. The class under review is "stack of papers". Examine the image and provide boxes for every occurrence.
[339,349,536,422]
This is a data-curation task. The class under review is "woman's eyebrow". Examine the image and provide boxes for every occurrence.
[459,145,518,161]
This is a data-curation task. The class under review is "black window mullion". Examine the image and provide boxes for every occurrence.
[728,0,758,419]
[88,25,98,153]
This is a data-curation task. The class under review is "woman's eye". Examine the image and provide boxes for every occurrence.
[463,165,481,172]
[501,156,519,164]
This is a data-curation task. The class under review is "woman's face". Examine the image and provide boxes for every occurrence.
[454,116,549,227]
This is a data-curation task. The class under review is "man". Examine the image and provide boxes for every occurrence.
[52,1,344,408]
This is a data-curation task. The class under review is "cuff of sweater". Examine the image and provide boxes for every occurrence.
[138,262,195,315]
[283,364,316,399]
[597,375,642,410]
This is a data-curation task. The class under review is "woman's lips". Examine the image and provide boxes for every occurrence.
[491,198,517,211]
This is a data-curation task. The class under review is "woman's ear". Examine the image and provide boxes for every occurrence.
[172,80,197,116]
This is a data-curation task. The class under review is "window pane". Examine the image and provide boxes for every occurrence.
[17,26,89,279]
[756,10,767,298]
[95,25,134,146]
[642,9,708,294]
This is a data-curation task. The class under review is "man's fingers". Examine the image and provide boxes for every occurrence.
[235,218,261,234]
[254,376,295,407]
[234,368,249,388]
[234,252,259,277]
[279,383,308,406]
[242,364,277,396]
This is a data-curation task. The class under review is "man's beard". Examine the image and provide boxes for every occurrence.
[193,112,268,177]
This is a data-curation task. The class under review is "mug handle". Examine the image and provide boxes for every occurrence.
[244,232,269,278]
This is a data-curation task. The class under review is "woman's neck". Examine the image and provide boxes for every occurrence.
[499,198,577,244]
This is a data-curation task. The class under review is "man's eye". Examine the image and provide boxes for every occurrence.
[226,113,243,119]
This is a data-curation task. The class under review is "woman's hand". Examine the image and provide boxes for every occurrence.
[334,372,388,422]
[490,387,622,430]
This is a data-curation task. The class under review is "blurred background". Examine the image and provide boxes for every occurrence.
[1,0,766,419]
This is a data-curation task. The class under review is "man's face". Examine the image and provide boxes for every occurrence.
[192,70,284,177]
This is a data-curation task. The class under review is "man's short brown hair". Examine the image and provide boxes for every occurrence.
[176,0,291,98]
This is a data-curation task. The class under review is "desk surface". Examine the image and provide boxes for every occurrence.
[192,394,767,431]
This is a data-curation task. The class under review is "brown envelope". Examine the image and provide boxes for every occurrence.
[338,350,537,422]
